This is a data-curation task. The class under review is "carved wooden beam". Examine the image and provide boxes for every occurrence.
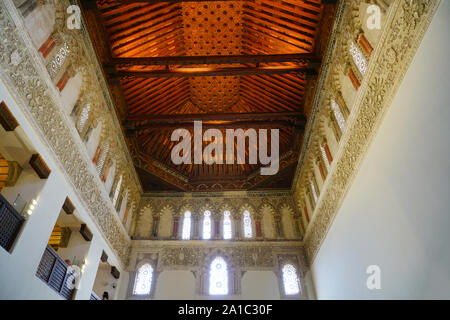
[101,251,108,263]
[111,266,120,279]
[80,224,93,242]
[125,120,299,132]
[107,54,319,67]
[0,101,19,131]
[126,111,305,122]
[29,154,51,179]
[82,0,235,7]
[62,197,75,215]
[108,66,317,78]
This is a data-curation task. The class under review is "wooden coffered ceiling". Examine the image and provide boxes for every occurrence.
[80,0,337,192]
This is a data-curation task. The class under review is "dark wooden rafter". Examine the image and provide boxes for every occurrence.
[125,111,305,122]
[83,0,236,8]
[108,66,317,78]
[107,53,319,66]
[125,120,303,134]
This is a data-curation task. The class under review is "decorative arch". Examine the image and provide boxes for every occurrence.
[259,203,277,239]
[132,263,154,296]
[275,254,306,298]
[198,249,241,296]
[158,205,175,239]
[279,204,297,239]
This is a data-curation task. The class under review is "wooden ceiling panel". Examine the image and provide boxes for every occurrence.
[85,0,335,191]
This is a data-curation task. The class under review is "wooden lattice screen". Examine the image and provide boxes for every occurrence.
[36,245,75,300]
[0,193,24,252]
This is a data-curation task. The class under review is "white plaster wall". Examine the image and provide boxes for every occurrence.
[60,72,83,115]
[311,2,450,299]
[136,208,153,238]
[314,163,324,190]
[104,161,116,194]
[339,70,357,109]
[154,270,196,300]
[304,189,314,222]
[0,126,46,208]
[241,271,280,300]
[159,207,173,239]
[57,231,91,267]
[86,122,102,159]
[281,207,296,239]
[124,206,133,232]
[0,73,122,299]
[324,119,339,157]
[115,271,129,300]
[92,262,118,300]
[150,270,282,300]
[118,190,128,222]
[74,235,103,300]
[261,206,275,239]
[23,4,55,49]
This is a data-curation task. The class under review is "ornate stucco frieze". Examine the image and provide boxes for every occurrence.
[130,240,307,273]
[0,0,137,266]
[291,0,439,263]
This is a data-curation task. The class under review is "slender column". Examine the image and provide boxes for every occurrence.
[73,235,103,300]
[172,216,180,239]
[214,215,220,239]
[234,217,241,240]
[192,214,200,240]
[294,217,302,238]
[151,216,159,238]
[274,215,284,239]
[255,218,263,238]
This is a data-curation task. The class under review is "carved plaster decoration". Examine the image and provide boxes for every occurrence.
[0,0,140,266]
[291,0,439,264]
[130,241,306,272]
[137,191,301,239]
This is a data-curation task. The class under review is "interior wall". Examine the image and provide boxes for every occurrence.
[92,263,118,299]
[311,2,450,299]
[241,271,281,300]
[152,270,282,300]
[154,270,196,300]
[0,76,122,299]
[57,231,91,267]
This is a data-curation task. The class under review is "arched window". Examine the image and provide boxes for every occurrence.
[349,41,368,75]
[209,257,228,295]
[223,211,232,240]
[203,210,212,240]
[112,175,123,206]
[70,101,81,121]
[331,99,345,132]
[243,210,252,238]
[310,179,318,203]
[133,263,153,295]
[96,141,109,174]
[320,144,330,171]
[182,211,191,240]
[282,264,301,296]
[77,104,90,132]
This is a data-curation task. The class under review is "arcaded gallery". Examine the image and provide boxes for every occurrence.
[0,0,449,301]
